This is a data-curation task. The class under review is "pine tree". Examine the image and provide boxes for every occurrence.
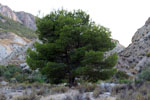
[26,9,117,86]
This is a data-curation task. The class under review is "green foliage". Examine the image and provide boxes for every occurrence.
[138,68,150,81]
[146,52,150,57]
[0,65,45,83]
[26,9,117,85]
[117,80,133,84]
[115,70,129,80]
[0,14,36,39]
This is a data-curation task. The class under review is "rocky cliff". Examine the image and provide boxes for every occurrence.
[0,3,36,30]
[0,31,30,62]
[106,39,125,57]
[0,4,36,66]
[116,17,150,76]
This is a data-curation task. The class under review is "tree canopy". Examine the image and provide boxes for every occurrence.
[26,9,117,86]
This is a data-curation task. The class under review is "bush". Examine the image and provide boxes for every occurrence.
[0,65,6,76]
[93,88,101,98]
[0,94,6,100]
[76,83,97,93]
[114,82,150,100]
[27,71,46,83]
[118,80,133,84]
[0,14,36,39]
[0,65,46,83]
[63,93,91,100]
[146,52,150,57]
[138,68,150,81]
[115,70,129,80]
[51,86,69,94]
[13,93,40,100]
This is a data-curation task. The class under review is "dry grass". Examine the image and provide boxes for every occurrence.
[76,83,98,93]
[51,86,69,94]
[112,82,150,100]
[93,88,101,98]
[13,93,40,100]
[0,94,7,100]
[62,92,90,100]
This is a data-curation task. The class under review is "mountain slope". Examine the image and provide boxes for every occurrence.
[0,4,37,65]
[0,14,36,65]
[0,14,36,38]
[15,11,36,30]
[116,17,150,76]
[0,3,36,30]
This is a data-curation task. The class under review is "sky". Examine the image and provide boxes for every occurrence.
[0,0,150,47]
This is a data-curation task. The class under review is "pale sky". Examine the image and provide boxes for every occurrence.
[0,0,150,47]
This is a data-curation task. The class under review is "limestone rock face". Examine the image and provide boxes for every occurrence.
[0,31,31,65]
[116,17,150,76]
[15,11,36,30]
[106,39,125,57]
[0,3,36,30]
[0,4,21,22]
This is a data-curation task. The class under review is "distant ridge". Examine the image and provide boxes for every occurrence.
[0,3,36,30]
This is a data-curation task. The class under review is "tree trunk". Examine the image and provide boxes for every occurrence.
[69,77,76,87]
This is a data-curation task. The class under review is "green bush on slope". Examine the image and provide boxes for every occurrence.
[0,65,45,83]
[138,68,150,81]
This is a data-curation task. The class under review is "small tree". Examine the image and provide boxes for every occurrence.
[138,68,150,81]
[26,9,117,86]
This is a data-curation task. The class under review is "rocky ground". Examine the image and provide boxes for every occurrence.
[0,82,117,100]
[0,31,30,61]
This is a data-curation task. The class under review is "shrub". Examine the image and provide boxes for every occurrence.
[115,70,129,80]
[0,14,36,39]
[27,71,46,83]
[13,93,40,100]
[138,68,150,81]
[63,93,84,100]
[0,65,6,76]
[111,84,127,95]
[76,83,97,93]
[51,86,69,94]
[113,82,150,100]
[118,79,133,84]
[0,65,46,83]
[146,52,150,57]
[0,94,6,100]
[93,88,100,98]
[35,86,51,96]
[63,93,91,100]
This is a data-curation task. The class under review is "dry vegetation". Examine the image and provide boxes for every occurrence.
[0,82,112,100]
[112,82,150,100]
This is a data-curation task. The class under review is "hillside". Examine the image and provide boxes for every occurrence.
[0,3,36,30]
[0,14,36,39]
[0,4,37,65]
[116,17,150,77]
